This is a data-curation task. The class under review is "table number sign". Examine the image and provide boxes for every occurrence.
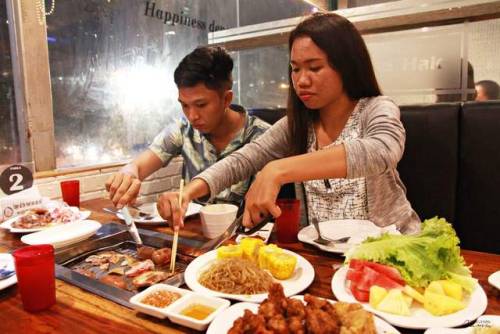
[0,164,42,222]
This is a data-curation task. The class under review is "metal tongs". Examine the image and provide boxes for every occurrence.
[121,205,143,247]
[235,200,274,236]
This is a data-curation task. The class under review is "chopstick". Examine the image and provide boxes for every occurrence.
[170,179,184,273]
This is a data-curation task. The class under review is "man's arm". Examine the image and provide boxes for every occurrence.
[105,150,164,208]
[106,120,183,208]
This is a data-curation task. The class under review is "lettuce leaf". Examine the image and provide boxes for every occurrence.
[345,217,472,288]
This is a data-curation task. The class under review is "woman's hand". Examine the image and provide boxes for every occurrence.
[242,162,283,228]
[156,191,190,230]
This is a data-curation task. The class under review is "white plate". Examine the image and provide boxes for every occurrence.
[298,219,399,254]
[207,296,401,334]
[331,266,488,330]
[21,220,101,248]
[116,202,203,225]
[488,270,500,290]
[184,248,315,303]
[0,254,17,290]
[0,207,91,233]
[424,315,500,334]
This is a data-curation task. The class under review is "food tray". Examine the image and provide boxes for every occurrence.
[62,241,191,293]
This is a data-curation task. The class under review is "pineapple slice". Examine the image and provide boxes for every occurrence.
[402,294,413,308]
[403,285,425,304]
[448,272,478,293]
[438,280,463,301]
[423,290,465,316]
[369,286,388,308]
[426,281,445,295]
[375,289,411,316]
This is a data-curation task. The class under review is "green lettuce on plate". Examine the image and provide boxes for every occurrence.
[345,217,477,289]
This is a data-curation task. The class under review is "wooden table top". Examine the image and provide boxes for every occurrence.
[0,198,498,334]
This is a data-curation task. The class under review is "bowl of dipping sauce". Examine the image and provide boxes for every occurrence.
[129,284,191,319]
[166,293,230,331]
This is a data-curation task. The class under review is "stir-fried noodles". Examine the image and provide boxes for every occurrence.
[199,258,273,294]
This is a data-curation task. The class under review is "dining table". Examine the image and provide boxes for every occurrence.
[0,198,498,334]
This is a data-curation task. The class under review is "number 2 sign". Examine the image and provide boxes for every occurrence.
[0,165,34,196]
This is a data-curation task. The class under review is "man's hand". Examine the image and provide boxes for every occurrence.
[156,191,190,229]
[105,165,141,208]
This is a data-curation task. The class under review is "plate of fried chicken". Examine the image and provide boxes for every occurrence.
[207,283,400,334]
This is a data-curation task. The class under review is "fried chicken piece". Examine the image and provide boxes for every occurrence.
[267,314,289,334]
[228,310,271,334]
[321,301,341,328]
[338,309,376,334]
[304,293,329,309]
[228,317,244,334]
[331,302,362,324]
[268,283,287,303]
[259,300,282,320]
[286,298,306,318]
[305,307,340,334]
[287,315,305,334]
[259,283,288,319]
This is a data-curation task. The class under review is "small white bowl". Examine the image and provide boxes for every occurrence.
[129,284,192,319]
[166,293,230,331]
[200,204,238,239]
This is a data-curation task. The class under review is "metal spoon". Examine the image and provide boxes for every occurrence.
[312,218,350,245]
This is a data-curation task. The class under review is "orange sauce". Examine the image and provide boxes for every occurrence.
[180,303,215,320]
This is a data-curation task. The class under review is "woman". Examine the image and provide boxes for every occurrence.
[157,13,420,234]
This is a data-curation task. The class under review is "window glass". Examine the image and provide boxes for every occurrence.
[234,45,289,109]
[469,18,500,101]
[234,18,500,108]
[0,2,21,165]
[47,0,318,168]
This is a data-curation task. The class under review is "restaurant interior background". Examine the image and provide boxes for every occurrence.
[1,0,499,205]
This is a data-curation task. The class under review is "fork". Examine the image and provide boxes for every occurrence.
[312,218,350,245]
[0,268,15,280]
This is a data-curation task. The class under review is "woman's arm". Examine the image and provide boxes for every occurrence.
[242,98,405,226]
[194,117,291,201]
[269,98,404,183]
[344,97,405,178]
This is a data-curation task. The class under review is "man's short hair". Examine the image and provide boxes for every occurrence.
[174,46,233,92]
[476,80,500,100]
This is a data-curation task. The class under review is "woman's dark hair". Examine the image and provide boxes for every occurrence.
[287,12,381,154]
[174,46,233,92]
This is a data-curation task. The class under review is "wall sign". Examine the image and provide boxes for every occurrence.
[144,1,226,32]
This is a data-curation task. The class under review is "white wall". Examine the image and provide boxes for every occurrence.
[34,157,183,204]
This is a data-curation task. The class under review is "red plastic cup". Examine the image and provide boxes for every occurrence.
[275,199,300,243]
[13,245,56,312]
[60,180,80,207]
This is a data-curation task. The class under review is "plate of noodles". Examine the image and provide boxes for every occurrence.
[184,248,315,303]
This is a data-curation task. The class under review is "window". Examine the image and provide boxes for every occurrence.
[46,0,316,168]
[0,1,21,165]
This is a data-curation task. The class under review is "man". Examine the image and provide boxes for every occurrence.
[475,80,500,101]
[106,46,270,208]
